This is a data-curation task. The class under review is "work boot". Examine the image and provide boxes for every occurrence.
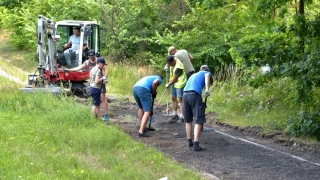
[137,132,150,137]
[193,146,206,151]
[177,116,184,123]
[166,115,179,123]
[188,141,194,147]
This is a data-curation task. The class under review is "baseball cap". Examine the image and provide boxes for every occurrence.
[167,46,175,55]
[166,55,175,63]
[88,49,95,57]
[200,65,210,71]
[97,57,107,65]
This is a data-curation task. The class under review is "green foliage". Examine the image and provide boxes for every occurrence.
[0,0,27,9]
[0,0,100,50]
[286,107,320,140]
[98,0,171,62]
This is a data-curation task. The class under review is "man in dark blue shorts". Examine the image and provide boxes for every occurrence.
[133,75,163,137]
[183,65,212,151]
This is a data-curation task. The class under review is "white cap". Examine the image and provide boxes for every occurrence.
[200,65,210,71]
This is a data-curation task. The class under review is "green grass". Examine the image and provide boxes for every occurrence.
[107,62,168,102]
[209,69,304,135]
[0,31,38,73]
[0,83,203,179]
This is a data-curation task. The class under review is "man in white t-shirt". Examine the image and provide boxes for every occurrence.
[62,27,88,67]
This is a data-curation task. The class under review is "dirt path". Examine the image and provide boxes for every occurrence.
[108,99,320,180]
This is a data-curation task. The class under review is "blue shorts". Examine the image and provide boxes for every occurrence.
[132,86,152,112]
[183,91,206,124]
[90,87,101,106]
[171,85,184,98]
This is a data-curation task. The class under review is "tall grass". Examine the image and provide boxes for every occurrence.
[209,64,300,133]
[0,81,203,179]
[0,31,37,73]
[107,60,167,100]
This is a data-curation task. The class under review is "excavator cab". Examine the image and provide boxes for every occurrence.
[55,20,100,68]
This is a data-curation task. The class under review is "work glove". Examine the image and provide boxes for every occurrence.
[152,92,157,99]
[164,65,168,71]
[204,90,210,98]
[165,83,170,88]
[102,76,108,84]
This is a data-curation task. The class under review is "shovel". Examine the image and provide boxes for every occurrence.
[201,96,208,132]
[146,97,155,131]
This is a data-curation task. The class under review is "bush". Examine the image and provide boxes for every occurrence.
[286,107,320,140]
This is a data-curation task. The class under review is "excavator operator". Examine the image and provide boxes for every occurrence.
[62,27,88,67]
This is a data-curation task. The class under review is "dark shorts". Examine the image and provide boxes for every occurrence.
[90,87,101,106]
[183,91,206,124]
[132,86,152,112]
[101,84,106,93]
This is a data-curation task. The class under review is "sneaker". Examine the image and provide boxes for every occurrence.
[193,146,206,151]
[103,114,109,123]
[166,115,179,123]
[177,117,184,123]
[137,133,150,137]
[188,141,194,147]
[143,128,149,133]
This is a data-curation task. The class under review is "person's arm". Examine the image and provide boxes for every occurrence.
[83,38,88,50]
[65,61,88,72]
[102,65,108,77]
[168,68,183,85]
[188,53,193,60]
[63,36,72,49]
[151,79,160,94]
[205,73,211,90]
[204,73,211,97]
[94,70,104,84]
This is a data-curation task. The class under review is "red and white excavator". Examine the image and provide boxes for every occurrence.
[21,15,101,96]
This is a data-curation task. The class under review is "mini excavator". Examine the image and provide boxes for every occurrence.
[21,15,101,96]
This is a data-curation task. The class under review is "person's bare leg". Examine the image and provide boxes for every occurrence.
[139,112,151,134]
[194,124,202,142]
[101,93,108,114]
[179,97,183,117]
[186,122,192,139]
[172,96,178,114]
[95,105,101,119]
[137,108,144,127]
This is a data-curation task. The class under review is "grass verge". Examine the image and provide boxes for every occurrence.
[0,81,203,179]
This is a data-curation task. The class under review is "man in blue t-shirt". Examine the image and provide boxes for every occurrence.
[183,65,213,151]
[132,75,163,137]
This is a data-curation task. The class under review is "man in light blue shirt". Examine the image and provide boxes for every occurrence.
[183,65,213,151]
[132,75,163,137]
[62,27,88,67]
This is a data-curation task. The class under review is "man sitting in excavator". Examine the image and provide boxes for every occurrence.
[62,27,88,67]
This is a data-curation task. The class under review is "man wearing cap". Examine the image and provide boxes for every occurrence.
[62,27,88,68]
[89,57,107,120]
[167,46,194,79]
[165,55,187,123]
[64,50,110,122]
[132,75,163,137]
[183,65,212,151]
